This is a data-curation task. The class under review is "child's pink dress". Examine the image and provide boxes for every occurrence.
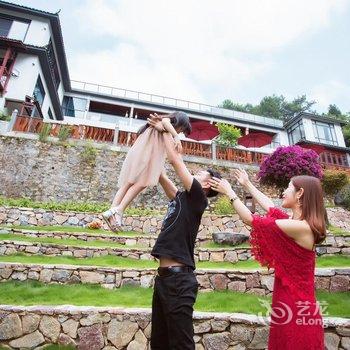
[118,127,167,188]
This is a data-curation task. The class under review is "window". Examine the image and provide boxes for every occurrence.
[62,96,87,118]
[48,107,54,120]
[312,120,338,146]
[0,15,29,41]
[287,120,305,144]
[33,75,45,106]
[0,17,12,37]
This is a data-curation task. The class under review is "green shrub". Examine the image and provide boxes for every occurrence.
[80,141,99,165]
[322,170,349,196]
[38,123,52,142]
[58,124,73,142]
[213,195,235,215]
[335,184,350,210]
[0,108,10,121]
[215,123,242,147]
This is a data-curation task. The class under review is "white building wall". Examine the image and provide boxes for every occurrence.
[4,53,56,120]
[334,124,346,147]
[302,118,315,142]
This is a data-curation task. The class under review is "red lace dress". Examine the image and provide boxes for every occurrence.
[250,207,324,350]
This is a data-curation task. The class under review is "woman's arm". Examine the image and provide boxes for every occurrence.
[209,178,254,226]
[161,118,182,153]
[233,168,274,212]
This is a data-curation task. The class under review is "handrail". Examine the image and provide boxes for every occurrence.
[70,80,284,128]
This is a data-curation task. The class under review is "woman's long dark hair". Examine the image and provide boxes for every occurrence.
[291,175,326,244]
[138,111,192,136]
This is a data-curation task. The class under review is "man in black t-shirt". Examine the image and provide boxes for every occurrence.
[147,117,221,350]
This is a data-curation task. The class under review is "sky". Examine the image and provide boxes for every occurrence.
[9,0,350,114]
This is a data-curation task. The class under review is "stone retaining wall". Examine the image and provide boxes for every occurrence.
[2,227,349,249]
[0,241,349,263]
[0,206,250,236]
[0,263,349,294]
[0,228,213,247]
[0,305,348,349]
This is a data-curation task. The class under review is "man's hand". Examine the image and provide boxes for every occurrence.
[147,113,165,132]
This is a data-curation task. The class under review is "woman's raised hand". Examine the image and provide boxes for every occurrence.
[147,113,165,132]
[232,167,250,187]
[209,177,233,196]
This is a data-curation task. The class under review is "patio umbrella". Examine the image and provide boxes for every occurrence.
[238,132,273,148]
[299,143,326,154]
[187,121,219,141]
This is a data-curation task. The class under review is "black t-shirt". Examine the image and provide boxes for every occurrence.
[151,178,208,269]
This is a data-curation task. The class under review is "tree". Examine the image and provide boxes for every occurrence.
[257,146,323,196]
[214,123,242,147]
[219,94,316,120]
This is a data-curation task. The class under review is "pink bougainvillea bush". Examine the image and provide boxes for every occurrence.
[257,146,323,194]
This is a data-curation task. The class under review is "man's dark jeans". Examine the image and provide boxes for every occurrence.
[151,270,199,349]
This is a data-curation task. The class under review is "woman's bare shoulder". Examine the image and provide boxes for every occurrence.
[275,219,314,246]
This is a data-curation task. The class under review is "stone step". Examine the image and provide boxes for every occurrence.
[1,262,349,295]
[1,226,349,249]
[0,305,348,350]
[1,240,349,264]
[0,227,214,247]
[0,206,250,236]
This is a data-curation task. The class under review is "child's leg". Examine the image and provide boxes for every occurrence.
[111,183,132,208]
[116,183,147,213]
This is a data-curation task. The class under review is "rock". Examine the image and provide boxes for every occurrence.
[210,274,230,290]
[228,281,246,292]
[62,319,79,338]
[212,232,248,246]
[140,275,154,288]
[9,330,44,348]
[330,275,349,292]
[27,271,40,280]
[54,215,69,225]
[25,246,40,254]
[80,313,111,326]
[210,252,225,262]
[78,324,104,350]
[325,332,340,350]
[260,275,274,291]
[58,333,76,346]
[341,337,350,349]
[197,274,211,289]
[0,314,22,340]
[230,324,254,342]
[224,251,238,263]
[68,216,79,225]
[249,327,269,349]
[11,272,27,281]
[107,319,138,348]
[246,274,260,289]
[211,320,230,332]
[194,321,211,334]
[22,314,40,334]
[80,271,105,284]
[334,184,350,207]
[127,329,148,350]
[202,332,231,350]
[39,269,53,282]
[52,269,71,282]
[39,316,60,342]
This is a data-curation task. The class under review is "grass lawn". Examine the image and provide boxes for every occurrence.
[0,233,148,249]
[201,242,250,249]
[0,225,140,236]
[0,253,348,270]
[328,225,350,236]
[0,281,348,317]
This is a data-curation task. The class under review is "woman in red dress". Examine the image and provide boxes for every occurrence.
[209,169,326,350]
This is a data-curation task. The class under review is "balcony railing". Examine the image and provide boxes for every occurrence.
[70,80,283,128]
[10,114,350,171]
[11,114,273,166]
